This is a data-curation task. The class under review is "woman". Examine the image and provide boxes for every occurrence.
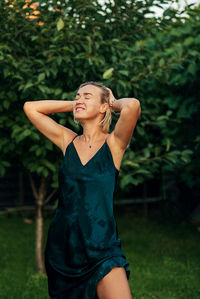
[23,81,141,299]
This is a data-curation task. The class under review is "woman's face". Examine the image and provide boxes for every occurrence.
[73,84,106,122]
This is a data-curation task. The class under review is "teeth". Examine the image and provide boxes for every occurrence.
[76,107,84,111]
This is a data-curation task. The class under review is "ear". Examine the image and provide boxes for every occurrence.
[100,102,109,114]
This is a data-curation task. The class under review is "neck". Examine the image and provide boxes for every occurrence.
[81,122,107,143]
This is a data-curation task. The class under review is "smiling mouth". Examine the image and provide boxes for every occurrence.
[75,107,85,112]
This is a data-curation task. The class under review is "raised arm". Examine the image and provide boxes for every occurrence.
[108,88,141,151]
[23,100,76,154]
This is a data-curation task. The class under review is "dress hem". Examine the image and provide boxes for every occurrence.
[93,257,130,299]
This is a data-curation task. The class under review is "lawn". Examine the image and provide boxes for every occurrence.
[0,207,199,299]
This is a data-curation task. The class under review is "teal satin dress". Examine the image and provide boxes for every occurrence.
[44,135,130,298]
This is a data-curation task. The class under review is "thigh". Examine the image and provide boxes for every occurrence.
[96,266,132,299]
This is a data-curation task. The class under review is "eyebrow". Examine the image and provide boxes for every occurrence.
[76,92,93,96]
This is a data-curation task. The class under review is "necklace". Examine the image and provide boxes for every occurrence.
[79,135,92,148]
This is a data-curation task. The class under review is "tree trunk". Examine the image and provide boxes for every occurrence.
[36,201,45,273]
[28,173,57,273]
[29,173,46,274]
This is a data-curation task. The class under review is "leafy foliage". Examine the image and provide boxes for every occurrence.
[0,0,199,198]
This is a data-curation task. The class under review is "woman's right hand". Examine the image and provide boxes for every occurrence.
[23,100,77,155]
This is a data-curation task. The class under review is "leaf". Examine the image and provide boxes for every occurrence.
[157,115,167,121]
[134,169,151,175]
[45,141,53,151]
[36,148,42,156]
[123,161,140,168]
[143,148,150,158]
[154,146,161,157]
[131,73,145,82]
[120,174,134,189]
[57,56,62,65]
[118,70,129,76]
[24,81,34,90]
[31,36,38,41]
[181,149,193,155]
[184,37,194,46]
[43,168,49,177]
[136,126,145,136]
[195,35,200,44]
[166,110,173,116]
[23,129,31,137]
[3,68,10,78]
[181,156,191,164]
[54,88,62,96]
[38,85,50,94]
[159,58,165,67]
[132,176,145,185]
[57,18,64,31]
[187,63,197,75]
[103,68,114,79]
[165,156,177,164]
[166,138,171,152]
[86,36,92,54]
[3,100,10,109]
[38,73,45,82]
[42,160,56,172]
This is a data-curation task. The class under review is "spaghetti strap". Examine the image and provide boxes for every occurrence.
[72,134,79,141]
[64,134,79,156]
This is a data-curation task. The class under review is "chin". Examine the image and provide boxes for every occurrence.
[74,114,85,120]
[74,115,84,124]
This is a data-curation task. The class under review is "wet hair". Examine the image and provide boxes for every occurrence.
[75,81,112,133]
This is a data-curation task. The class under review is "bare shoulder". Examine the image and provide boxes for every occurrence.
[62,126,78,156]
[106,132,126,171]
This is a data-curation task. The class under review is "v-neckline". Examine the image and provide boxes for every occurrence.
[72,139,107,167]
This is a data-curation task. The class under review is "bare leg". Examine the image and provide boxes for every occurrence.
[96,266,132,299]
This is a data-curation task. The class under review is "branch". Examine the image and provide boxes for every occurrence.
[43,189,57,206]
[38,175,47,201]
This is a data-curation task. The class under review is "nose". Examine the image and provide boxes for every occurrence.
[76,97,83,103]
[75,95,85,104]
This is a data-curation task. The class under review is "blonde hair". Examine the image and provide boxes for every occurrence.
[75,81,112,133]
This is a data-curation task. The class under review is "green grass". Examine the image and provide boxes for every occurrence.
[0,208,199,299]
